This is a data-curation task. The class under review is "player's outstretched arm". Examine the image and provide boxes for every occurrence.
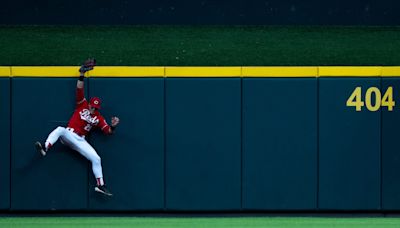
[76,58,96,104]
[77,71,85,89]
[77,58,96,88]
[99,116,120,135]
[110,116,120,134]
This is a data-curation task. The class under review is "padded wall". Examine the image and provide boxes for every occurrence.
[382,78,400,210]
[165,78,241,210]
[88,78,164,210]
[11,78,88,210]
[242,78,318,210]
[0,78,10,210]
[318,78,381,210]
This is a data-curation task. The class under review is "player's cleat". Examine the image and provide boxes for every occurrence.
[95,185,113,196]
[35,141,46,156]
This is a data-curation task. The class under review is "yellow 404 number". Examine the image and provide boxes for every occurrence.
[346,87,395,111]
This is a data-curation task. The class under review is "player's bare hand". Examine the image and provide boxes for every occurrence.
[111,116,120,127]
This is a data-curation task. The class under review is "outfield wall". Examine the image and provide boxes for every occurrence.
[1,66,400,211]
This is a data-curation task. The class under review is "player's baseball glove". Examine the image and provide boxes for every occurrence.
[111,116,120,127]
[79,58,97,73]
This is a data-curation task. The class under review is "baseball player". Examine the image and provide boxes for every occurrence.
[35,58,119,196]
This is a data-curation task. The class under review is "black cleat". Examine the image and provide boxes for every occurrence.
[95,185,113,196]
[35,141,46,156]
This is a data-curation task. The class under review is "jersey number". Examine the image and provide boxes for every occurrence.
[84,124,92,131]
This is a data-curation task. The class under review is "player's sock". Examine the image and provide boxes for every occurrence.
[96,177,104,186]
[44,142,52,151]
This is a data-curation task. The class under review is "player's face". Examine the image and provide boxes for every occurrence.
[88,105,97,114]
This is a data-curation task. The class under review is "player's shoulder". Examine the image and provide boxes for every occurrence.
[76,100,89,111]
[81,99,89,107]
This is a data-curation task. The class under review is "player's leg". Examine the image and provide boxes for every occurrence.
[71,138,112,196]
[35,126,66,156]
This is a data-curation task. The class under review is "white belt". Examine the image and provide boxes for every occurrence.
[66,127,85,138]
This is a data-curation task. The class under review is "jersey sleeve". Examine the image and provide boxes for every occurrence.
[98,115,111,134]
[76,87,86,107]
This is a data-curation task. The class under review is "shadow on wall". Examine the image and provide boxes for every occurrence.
[0,0,399,25]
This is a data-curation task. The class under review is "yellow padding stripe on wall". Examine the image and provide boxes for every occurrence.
[319,67,382,77]
[2,66,400,77]
[242,67,318,77]
[12,67,81,77]
[0,67,11,77]
[165,67,242,77]
[88,66,164,77]
[381,67,400,77]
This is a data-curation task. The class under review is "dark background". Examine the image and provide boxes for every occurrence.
[1,0,399,25]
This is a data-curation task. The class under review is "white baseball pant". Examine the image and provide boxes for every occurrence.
[44,126,103,179]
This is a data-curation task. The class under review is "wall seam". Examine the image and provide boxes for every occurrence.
[380,77,383,211]
[316,76,320,211]
[240,77,244,211]
[9,77,12,211]
[163,77,167,211]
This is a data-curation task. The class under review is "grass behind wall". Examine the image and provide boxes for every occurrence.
[0,26,399,66]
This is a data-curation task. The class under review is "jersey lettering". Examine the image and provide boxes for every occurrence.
[79,109,100,125]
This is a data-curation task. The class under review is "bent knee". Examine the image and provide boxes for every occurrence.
[91,154,101,164]
[56,126,65,132]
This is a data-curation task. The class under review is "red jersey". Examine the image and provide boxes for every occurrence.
[67,87,110,136]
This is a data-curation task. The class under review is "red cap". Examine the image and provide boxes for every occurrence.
[89,97,101,109]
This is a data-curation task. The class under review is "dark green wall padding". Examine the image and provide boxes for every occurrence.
[382,78,400,210]
[11,78,88,210]
[3,76,400,211]
[88,78,165,210]
[0,78,10,210]
[165,78,241,210]
[319,78,381,210]
[242,78,318,210]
